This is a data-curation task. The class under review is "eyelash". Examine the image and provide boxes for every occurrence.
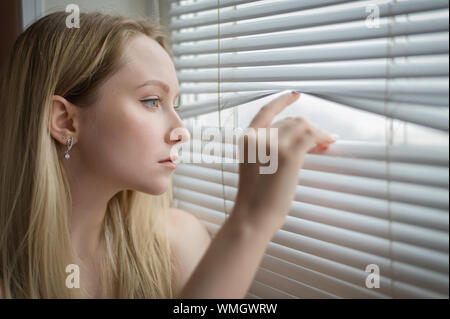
[141,97,180,110]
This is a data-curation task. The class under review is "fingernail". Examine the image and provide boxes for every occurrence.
[331,134,340,141]
[291,91,300,96]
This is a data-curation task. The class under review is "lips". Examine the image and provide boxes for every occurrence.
[158,158,173,163]
[158,156,177,169]
[158,159,175,168]
[158,154,179,164]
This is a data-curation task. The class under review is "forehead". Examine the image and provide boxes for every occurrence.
[118,34,179,91]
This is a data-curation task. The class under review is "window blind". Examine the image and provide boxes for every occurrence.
[167,0,449,299]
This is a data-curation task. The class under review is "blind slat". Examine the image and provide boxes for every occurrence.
[178,87,448,118]
[260,254,388,298]
[176,76,448,131]
[177,57,449,81]
[313,94,449,132]
[179,78,449,96]
[174,163,449,210]
[170,0,360,30]
[255,267,340,299]
[176,178,447,237]
[183,150,449,189]
[174,173,448,231]
[169,0,257,17]
[174,177,449,253]
[248,280,296,299]
[184,138,449,166]
[175,34,449,69]
[171,1,449,42]
[172,14,448,54]
[199,219,448,297]
[173,188,449,275]
[245,291,262,299]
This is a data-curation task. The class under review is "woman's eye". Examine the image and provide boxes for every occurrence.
[141,98,160,109]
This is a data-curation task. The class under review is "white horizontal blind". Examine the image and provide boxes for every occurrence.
[168,0,449,298]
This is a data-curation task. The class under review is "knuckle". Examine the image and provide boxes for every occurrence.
[295,126,305,136]
[304,128,313,136]
[295,136,305,145]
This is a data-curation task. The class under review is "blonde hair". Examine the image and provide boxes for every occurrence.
[0,11,176,298]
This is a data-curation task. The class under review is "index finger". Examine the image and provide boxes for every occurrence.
[249,91,300,128]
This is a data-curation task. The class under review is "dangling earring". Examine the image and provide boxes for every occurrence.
[61,135,74,159]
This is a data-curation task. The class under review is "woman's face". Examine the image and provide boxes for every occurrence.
[76,34,188,195]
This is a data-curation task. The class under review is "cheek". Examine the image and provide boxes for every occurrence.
[78,105,170,191]
[115,118,171,194]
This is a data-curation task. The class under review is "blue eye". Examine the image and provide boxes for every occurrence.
[141,98,160,109]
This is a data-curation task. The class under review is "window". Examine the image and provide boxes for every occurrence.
[169,0,449,298]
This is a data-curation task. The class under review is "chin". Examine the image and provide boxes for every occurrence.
[151,187,168,196]
[138,179,170,196]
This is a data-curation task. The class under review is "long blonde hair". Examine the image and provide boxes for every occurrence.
[0,11,176,298]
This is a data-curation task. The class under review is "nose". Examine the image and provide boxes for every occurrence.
[166,112,190,145]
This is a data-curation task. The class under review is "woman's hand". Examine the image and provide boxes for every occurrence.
[231,91,338,236]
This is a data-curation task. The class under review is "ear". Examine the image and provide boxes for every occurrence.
[49,95,79,146]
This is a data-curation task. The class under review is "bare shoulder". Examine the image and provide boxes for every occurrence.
[167,208,211,240]
[167,208,212,297]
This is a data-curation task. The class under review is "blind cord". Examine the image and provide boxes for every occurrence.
[384,0,395,299]
[216,0,228,223]
[403,13,411,144]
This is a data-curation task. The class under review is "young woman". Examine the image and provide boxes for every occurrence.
[0,11,337,299]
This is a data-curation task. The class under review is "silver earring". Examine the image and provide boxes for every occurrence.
[61,135,74,159]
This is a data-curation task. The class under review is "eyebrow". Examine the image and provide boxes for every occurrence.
[136,79,180,97]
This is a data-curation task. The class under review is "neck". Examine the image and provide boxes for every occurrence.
[62,152,121,260]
